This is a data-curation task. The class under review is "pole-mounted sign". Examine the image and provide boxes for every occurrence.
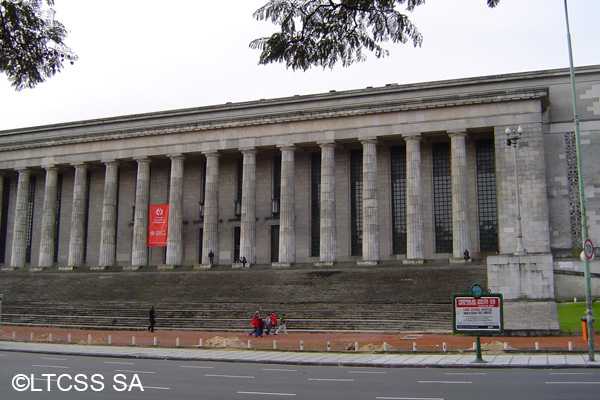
[584,238,594,261]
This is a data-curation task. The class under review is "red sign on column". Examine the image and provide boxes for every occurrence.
[148,204,169,247]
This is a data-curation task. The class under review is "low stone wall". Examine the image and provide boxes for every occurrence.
[487,253,554,300]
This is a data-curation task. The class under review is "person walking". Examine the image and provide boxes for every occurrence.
[208,250,215,264]
[266,312,277,336]
[248,312,260,338]
[148,305,156,332]
[276,313,287,335]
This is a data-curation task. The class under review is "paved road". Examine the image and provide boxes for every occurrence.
[2,351,600,400]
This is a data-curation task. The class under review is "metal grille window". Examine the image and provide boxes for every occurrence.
[53,173,63,262]
[0,178,10,263]
[350,149,363,256]
[233,226,240,262]
[432,143,452,253]
[235,158,243,217]
[390,146,407,254]
[272,155,281,216]
[476,139,499,252]
[565,132,582,247]
[310,152,321,257]
[25,176,37,263]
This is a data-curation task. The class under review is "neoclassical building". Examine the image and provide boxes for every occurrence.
[0,66,599,299]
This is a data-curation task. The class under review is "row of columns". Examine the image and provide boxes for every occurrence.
[5,132,472,268]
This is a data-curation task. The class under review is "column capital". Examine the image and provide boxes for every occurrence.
[70,162,88,168]
[318,141,336,149]
[134,157,151,163]
[203,151,220,158]
[448,130,468,138]
[360,138,378,146]
[15,167,32,173]
[168,154,185,161]
[241,148,258,156]
[403,134,422,142]
[278,145,296,152]
[43,165,59,172]
[101,159,119,166]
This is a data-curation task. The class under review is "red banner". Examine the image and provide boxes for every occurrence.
[148,204,169,247]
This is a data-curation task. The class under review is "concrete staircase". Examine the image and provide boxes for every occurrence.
[0,262,487,333]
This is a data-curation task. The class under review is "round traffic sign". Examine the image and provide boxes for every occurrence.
[584,238,594,260]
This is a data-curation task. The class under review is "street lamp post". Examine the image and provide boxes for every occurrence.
[505,126,527,256]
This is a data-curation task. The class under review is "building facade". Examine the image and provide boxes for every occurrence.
[0,66,599,298]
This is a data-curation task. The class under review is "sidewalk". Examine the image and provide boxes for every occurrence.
[1,326,599,368]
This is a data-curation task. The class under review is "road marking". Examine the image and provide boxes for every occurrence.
[549,372,594,375]
[546,382,600,384]
[375,397,444,400]
[114,370,156,374]
[143,386,171,390]
[308,378,354,382]
[105,361,135,365]
[180,365,214,369]
[376,397,444,400]
[40,357,67,361]
[238,391,296,397]
[348,371,387,374]
[205,374,254,379]
[261,368,297,372]
[419,381,471,384]
[445,372,486,375]
[32,365,70,369]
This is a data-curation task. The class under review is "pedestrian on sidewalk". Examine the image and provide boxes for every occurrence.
[248,312,260,337]
[255,306,264,337]
[276,313,287,335]
[266,312,277,336]
[208,250,214,264]
[148,305,156,332]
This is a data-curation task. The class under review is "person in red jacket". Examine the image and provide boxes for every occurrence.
[266,312,277,336]
[248,312,260,338]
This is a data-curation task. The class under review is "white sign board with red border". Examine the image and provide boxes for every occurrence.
[453,295,504,334]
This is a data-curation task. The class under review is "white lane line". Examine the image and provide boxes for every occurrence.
[546,382,600,384]
[104,361,135,365]
[419,381,471,384]
[376,397,443,400]
[238,391,296,397]
[40,357,67,361]
[261,368,298,372]
[445,372,486,375]
[143,386,171,390]
[549,372,594,375]
[180,365,214,369]
[32,365,70,369]
[114,370,156,374]
[348,371,387,374]
[205,374,254,379]
[308,378,354,382]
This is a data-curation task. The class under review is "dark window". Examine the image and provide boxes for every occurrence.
[310,152,321,257]
[390,146,407,254]
[271,224,279,263]
[198,228,203,263]
[433,143,452,253]
[25,175,37,263]
[273,154,281,201]
[235,159,243,217]
[476,139,499,252]
[350,149,363,256]
[83,171,91,262]
[233,226,240,262]
[0,178,11,262]
[53,173,63,262]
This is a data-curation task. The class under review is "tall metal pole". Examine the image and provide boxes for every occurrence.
[505,126,527,256]
[564,0,594,361]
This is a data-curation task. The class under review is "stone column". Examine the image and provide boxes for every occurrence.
[67,163,88,268]
[404,135,425,263]
[201,152,219,266]
[449,131,471,261]
[319,142,336,265]
[37,166,59,269]
[98,161,119,268]
[277,146,295,266]
[360,139,379,265]
[240,149,257,264]
[166,155,184,266]
[131,158,151,268]
[9,169,31,269]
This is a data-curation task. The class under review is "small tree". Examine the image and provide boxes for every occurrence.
[0,0,77,90]
[250,0,500,70]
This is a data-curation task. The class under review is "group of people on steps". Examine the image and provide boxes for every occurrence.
[248,306,287,338]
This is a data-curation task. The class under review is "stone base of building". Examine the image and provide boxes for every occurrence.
[90,266,107,271]
[313,262,334,267]
[29,266,47,271]
[1,266,18,271]
[487,253,555,300]
[449,257,472,264]
[402,259,424,265]
[357,260,378,267]
[232,262,250,269]
[271,262,291,268]
[193,264,212,270]
[158,264,175,270]
[123,265,141,271]
[59,266,76,271]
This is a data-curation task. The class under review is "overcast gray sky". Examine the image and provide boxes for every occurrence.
[0,0,598,131]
